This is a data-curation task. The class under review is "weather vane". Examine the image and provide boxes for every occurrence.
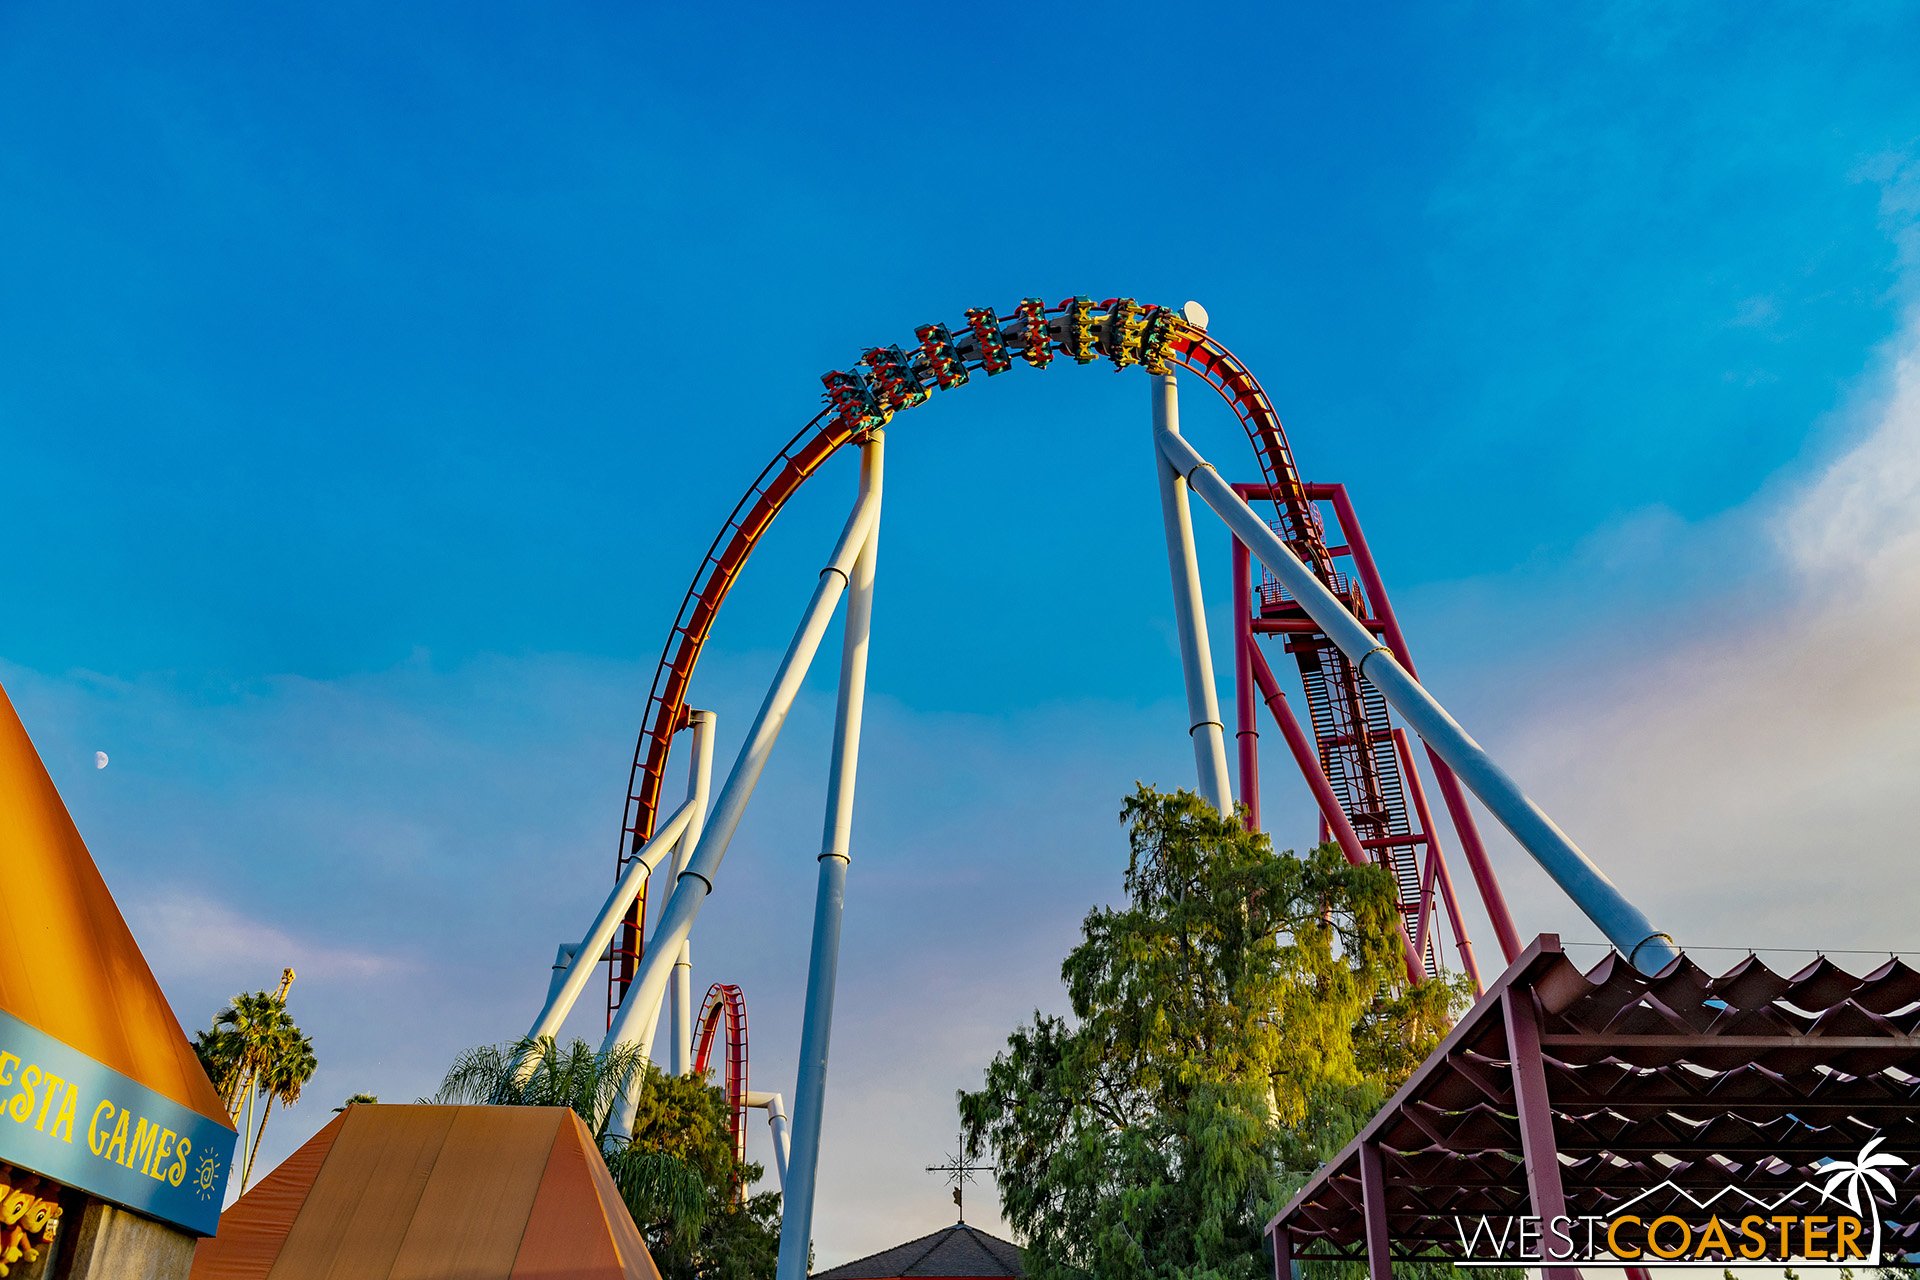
[925,1129,992,1223]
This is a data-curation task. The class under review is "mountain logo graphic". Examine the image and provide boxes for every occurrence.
[1452,1139,1909,1268]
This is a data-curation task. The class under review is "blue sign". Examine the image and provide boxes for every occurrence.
[0,1009,235,1236]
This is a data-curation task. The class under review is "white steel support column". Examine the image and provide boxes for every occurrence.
[1153,373,1235,816]
[670,710,716,1076]
[601,440,885,1141]
[1153,426,1679,974]
[744,1091,792,1191]
[516,791,703,1073]
[776,434,882,1280]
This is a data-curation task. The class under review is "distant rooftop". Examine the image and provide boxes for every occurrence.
[812,1222,1023,1278]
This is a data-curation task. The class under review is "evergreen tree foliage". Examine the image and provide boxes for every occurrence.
[628,1068,782,1280]
[959,787,1467,1280]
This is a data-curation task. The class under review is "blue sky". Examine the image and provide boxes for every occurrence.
[5,2,1920,1263]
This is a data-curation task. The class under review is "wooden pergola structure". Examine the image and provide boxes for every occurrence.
[1267,935,1920,1278]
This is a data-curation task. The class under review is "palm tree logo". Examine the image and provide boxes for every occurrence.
[1820,1136,1907,1261]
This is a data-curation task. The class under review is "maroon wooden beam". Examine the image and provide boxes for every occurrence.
[1547,1095,1897,1113]
[1540,1033,1920,1050]
[1358,1140,1395,1280]
[1271,1223,1294,1280]
[1502,985,1580,1280]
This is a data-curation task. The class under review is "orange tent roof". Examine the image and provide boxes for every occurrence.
[192,1105,662,1280]
[0,681,231,1126]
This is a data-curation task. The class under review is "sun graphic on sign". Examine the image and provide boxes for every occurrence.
[193,1153,223,1201]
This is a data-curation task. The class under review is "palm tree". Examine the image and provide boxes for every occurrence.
[192,1025,243,1103]
[433,1036,708,1240]
[241,1026,317,1190]
[1820,1136,1908,1259]
[197,989,290,1115]
[333,1093,379,1113]
[192,969,317,1191]
[436,1036,644,1133]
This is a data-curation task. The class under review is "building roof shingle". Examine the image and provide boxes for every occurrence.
[813,1222,1023,1278]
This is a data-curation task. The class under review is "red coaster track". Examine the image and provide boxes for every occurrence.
[608,297,1511,1027]
[691,981,748,1176]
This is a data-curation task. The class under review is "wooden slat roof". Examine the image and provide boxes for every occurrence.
[1268,935,1920,1261]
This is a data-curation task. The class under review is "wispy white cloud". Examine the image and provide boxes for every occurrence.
[1451,293,1920,961]
[1785,325,1920,587]
[126,887,414,985]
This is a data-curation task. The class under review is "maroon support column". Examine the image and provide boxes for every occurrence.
[1247,644,1422,981]
[1247,644,1367,868]
[1393,730,1484,994]
[1317,483,1524,963]
[1358,1141,1395,1280]
[1233,537,1261,831]
[1501,986,1580,1280]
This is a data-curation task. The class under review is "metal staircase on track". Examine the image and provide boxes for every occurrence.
[1263,562,1437,976]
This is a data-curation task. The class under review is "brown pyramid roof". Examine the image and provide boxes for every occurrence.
[0,681,230,1125]
[812,1223,1023,1278]
[191,1105,661,1280]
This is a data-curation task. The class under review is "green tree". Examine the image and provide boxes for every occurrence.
[192,989,286,1112]
[241,1024,316,1189]
[960,787,1465,1280]
[433,1036,780,1280]
[627,1067,782,1280]
[192,968,318,1190]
